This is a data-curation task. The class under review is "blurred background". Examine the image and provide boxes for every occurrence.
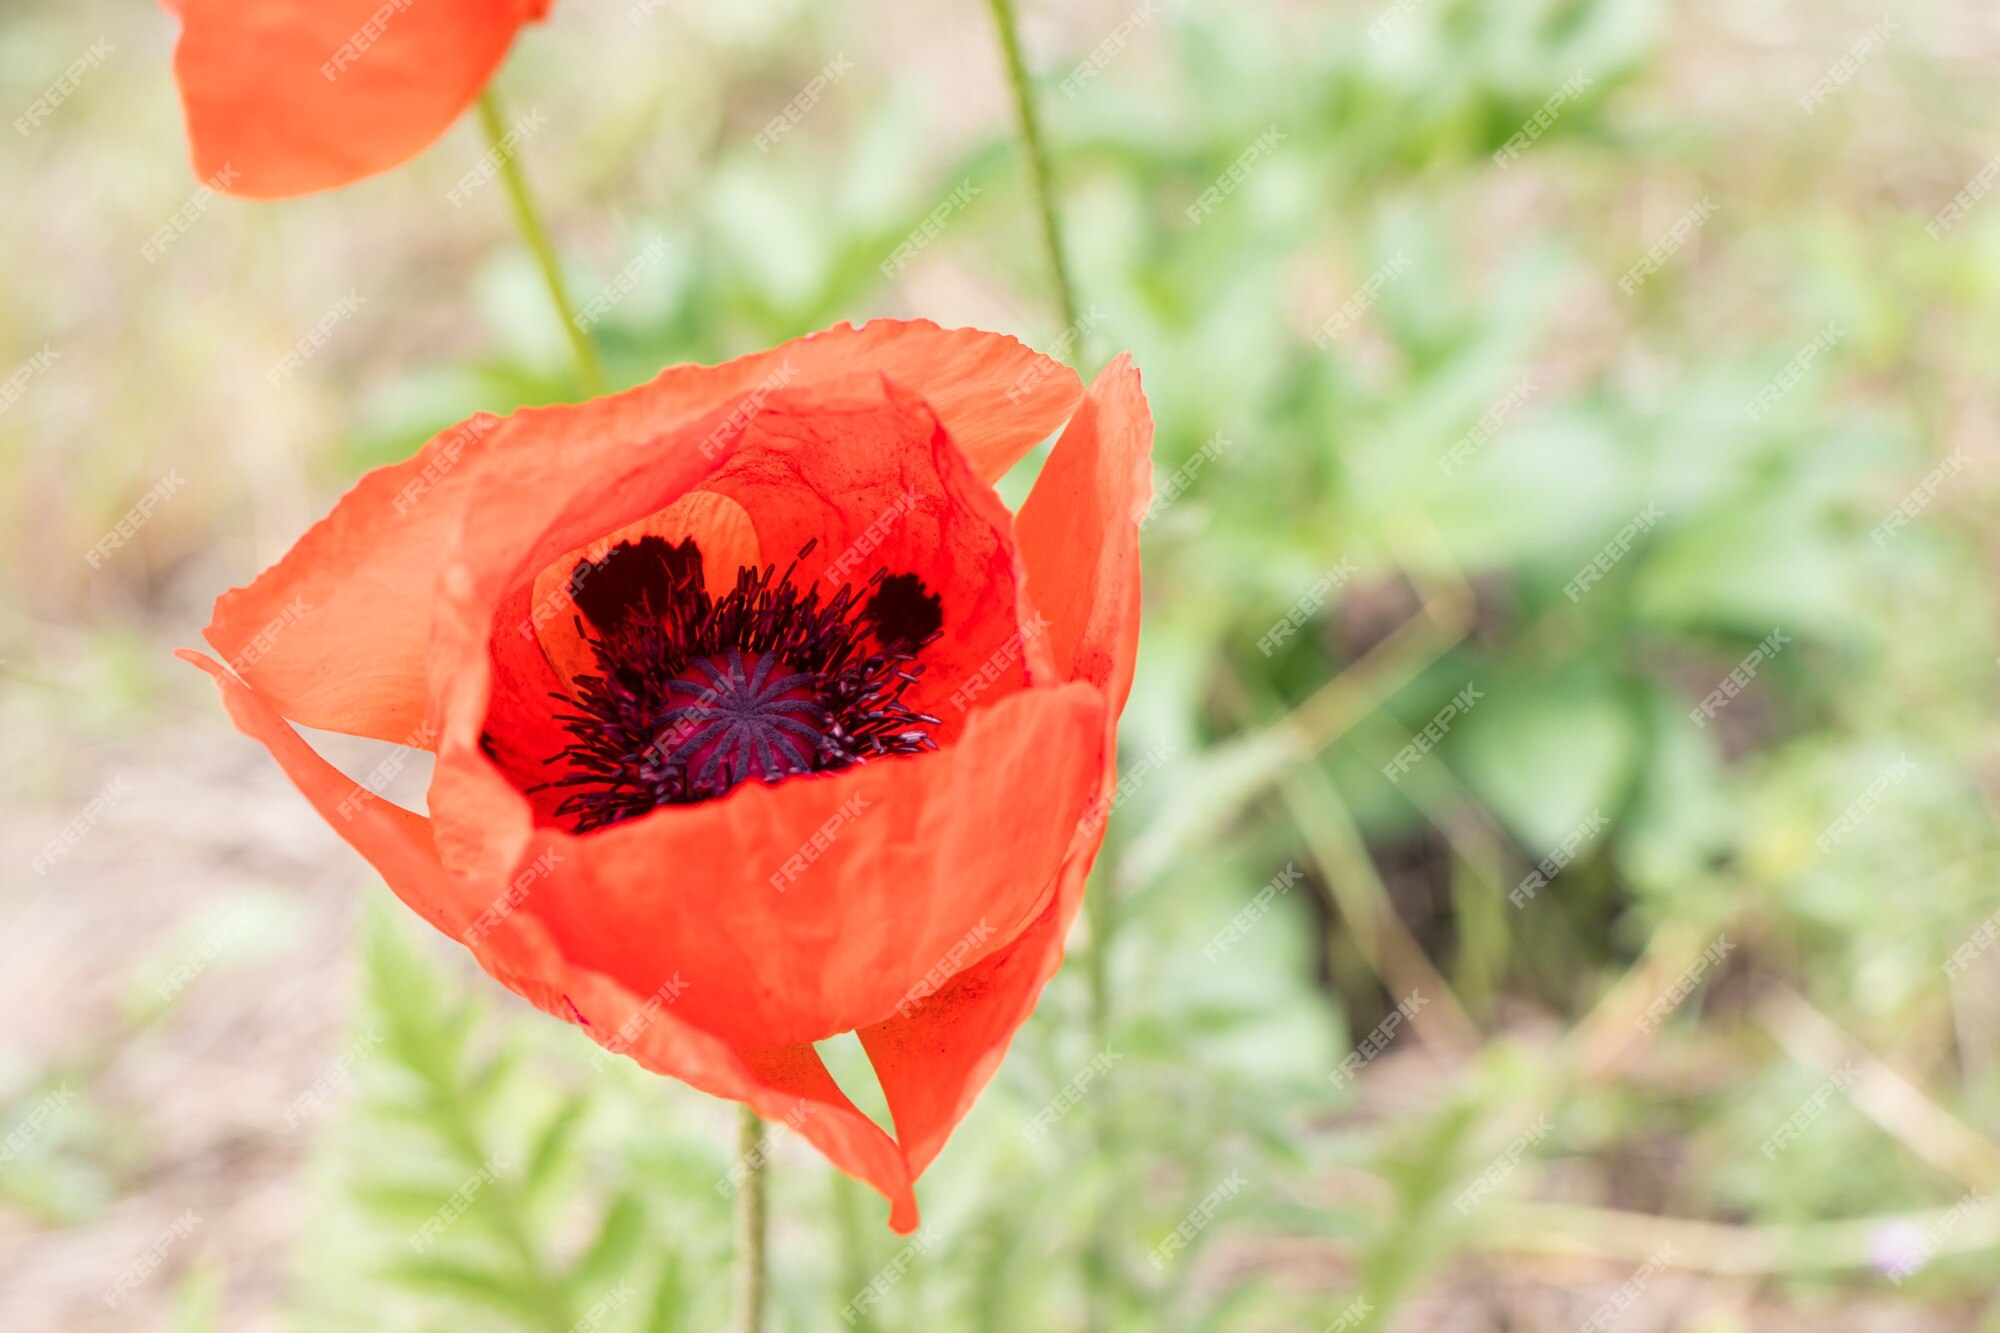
[4,0,1999,1327]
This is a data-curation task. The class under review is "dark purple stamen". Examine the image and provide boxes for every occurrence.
[534,536,942,832]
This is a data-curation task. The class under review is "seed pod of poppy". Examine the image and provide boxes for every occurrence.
[180,320,1151,1230]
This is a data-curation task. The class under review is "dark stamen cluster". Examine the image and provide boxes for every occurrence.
[535,536,942,832]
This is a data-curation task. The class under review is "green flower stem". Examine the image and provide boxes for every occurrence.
[476,90,606,396]
[983,0,1084,345]
[732,1104,770,1333]
[984,9,1101,1321]
[832,1171,877,1331]
[1085,878,1119,1333]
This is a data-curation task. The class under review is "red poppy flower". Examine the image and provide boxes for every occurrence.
[161,0,552,198]
[179,320,1151,1230]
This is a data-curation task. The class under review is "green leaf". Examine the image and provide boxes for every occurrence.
[350,1179,494,1228]
[463,1045,523,1118]
[1450,667,1641,851]
[569,1190,647,1293]
[381,1257,538,1322]
[523,1093,591,1204]
[640,1253,687,1333]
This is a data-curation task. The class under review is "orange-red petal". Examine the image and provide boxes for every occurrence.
[857,356,1152,1175]
[202,322,1081,743]
[483,682,1105,1052]
[181,338,1146,1232]
[177,647,925,1228]
[419,373,1103,1048]
[168,0,545,199]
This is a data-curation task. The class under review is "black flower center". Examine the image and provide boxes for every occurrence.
[534,535,942,832]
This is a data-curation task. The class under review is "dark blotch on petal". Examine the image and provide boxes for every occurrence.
[866,572,943,653]
[569,535,704,630]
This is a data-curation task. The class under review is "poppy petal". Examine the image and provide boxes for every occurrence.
[474,373,1046,755]
[857,870,1084,1179]
[854,355,1151,1177]
[201,322,1081,743]
[1013,354,1153,711]
[175,647,484,937]
[477,901,926,1230]
[467,681,1106,1052]
[417,373,1111,1050]
[462,369,1050,830]
[178,646,924,1228]
[168,0,544,199]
